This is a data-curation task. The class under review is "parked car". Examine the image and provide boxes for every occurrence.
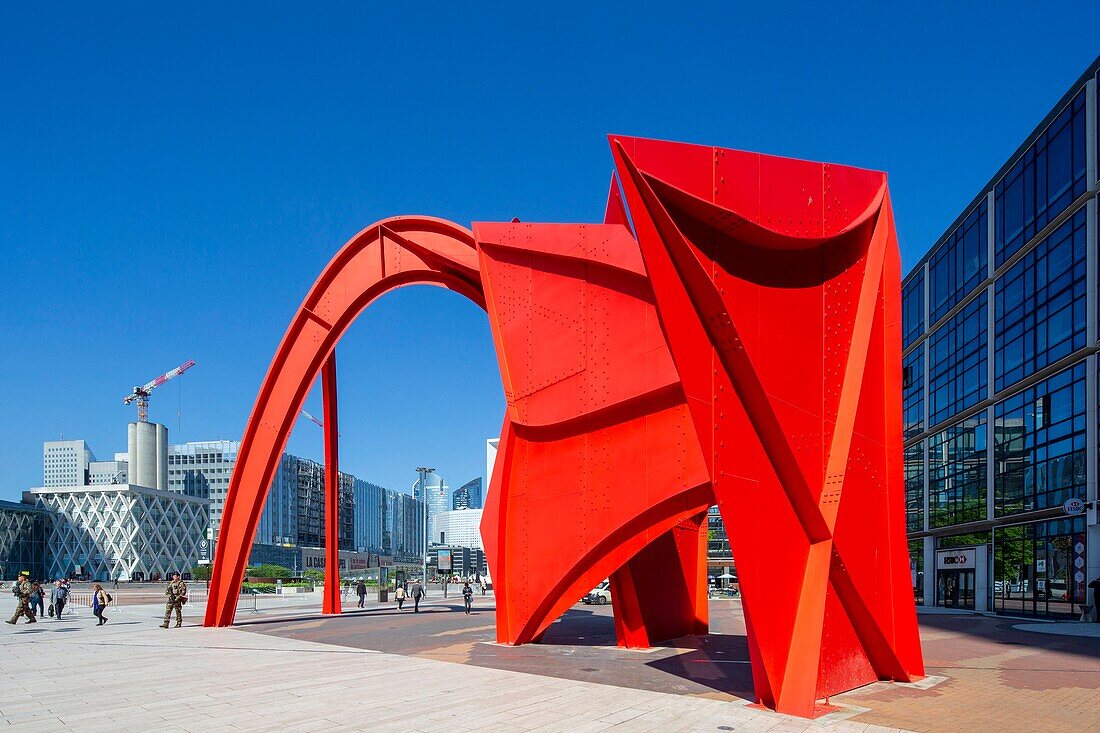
[1046,580,1069,600]
[583,580,611,605]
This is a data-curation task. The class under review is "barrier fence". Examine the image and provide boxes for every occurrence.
[46,590,121,618]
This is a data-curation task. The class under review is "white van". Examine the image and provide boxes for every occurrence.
[582,579,611,605]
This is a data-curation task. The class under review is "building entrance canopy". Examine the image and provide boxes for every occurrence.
[203,135,924,717]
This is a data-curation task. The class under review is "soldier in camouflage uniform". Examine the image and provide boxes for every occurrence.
[5,570,37,625]
[160,572,188,628]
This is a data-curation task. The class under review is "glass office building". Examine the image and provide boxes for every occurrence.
[0,499,51,581]
[902,56,1100,618]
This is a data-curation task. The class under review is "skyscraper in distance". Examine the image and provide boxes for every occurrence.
[453,477,483,510]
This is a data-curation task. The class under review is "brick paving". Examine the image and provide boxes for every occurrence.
[834,613,1100,733]
[242,594,1100,732]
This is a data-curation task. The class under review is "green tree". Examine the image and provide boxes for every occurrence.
[302,568,325,583]
[190,565,212,581]
[249,564,295,579]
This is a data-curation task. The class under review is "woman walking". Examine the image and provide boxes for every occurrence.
[91,584,109,625]
[462,581,473,615]
[395,584,406,610]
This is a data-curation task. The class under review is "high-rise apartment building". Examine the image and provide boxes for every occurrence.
[902,55,1100,618]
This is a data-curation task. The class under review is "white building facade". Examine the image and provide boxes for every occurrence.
[43,440,95,487]
[25,484,209,582]
[434,508,483,549]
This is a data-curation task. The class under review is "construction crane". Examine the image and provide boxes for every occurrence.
[123,360,196,422]
[300,408,325,429]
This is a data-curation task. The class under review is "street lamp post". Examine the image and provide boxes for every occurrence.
[416,467,434,585]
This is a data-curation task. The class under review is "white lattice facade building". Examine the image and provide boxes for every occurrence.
[24,484,209,581]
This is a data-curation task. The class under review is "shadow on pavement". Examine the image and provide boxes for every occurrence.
[230,603,485,628]
[522,607,756,702]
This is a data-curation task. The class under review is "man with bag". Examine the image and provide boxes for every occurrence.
[53,579,70,618]
[160,571,188,628]
[5,570,36,625]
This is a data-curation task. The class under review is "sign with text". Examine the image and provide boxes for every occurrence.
[1063,497,1085,515]
[936,548,976,570]
[198,538,211,566]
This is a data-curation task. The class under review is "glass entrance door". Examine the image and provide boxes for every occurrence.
[937,569,976,609]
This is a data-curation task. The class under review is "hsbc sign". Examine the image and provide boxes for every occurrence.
[936,548,976,570]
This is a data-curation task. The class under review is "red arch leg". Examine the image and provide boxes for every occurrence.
[204,218,483,627]
[322,352,341,615]
[610,512,708,648]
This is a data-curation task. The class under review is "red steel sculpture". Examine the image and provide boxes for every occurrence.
[204,135,924,717]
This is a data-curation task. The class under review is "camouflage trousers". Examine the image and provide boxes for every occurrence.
[163,600,183,625]
[9,598,35,624]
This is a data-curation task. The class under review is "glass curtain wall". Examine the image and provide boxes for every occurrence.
[993,517,1087,618]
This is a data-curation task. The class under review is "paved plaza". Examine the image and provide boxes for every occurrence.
[2,589,1098,731]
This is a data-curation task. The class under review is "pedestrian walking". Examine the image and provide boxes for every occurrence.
[480,578,486,596]
[53,580,69,619]
[356,579,367,609]
[91,584,109,625]
[462,581,473,615]
[161,572,188,628]
[412,580,424,613]
[28,581,45,618]
[5,570,36,625]
[395,584,406,610]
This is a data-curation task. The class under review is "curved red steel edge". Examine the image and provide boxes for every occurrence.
[204,137,924,719]
[204,217,484,627]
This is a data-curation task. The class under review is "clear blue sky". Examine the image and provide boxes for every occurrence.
[1,3,1097,502]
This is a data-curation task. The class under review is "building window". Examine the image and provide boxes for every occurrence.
[902,269,925,349]
[930,200,987,325]
[994,363,1085,517]
[928,291,987,427]
[903,344,925,440]
[995,88,1087,266]
[995,208,1086,392]
[928,414,987,529]
[993,516,1086,618]
[905,442,924,533]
